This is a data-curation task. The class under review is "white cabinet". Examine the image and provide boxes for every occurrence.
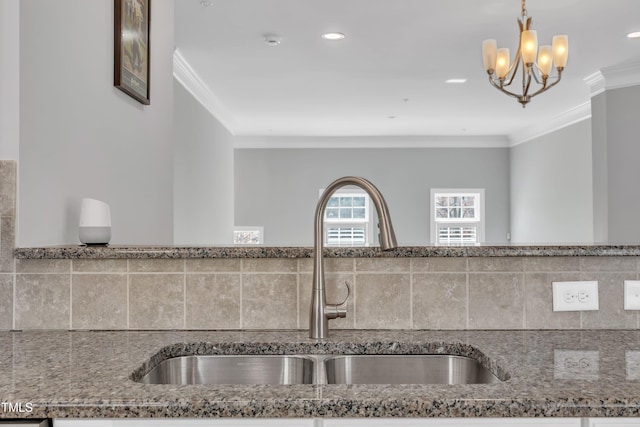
[587,420,640,427]
[53,418,582,427]
[324,419,581,427]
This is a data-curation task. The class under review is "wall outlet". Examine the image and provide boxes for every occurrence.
[554,350,599,380]
[624,280,640,310]
[552,281,599,311]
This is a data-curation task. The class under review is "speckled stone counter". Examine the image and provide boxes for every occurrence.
[3,329,640,419]
[14,245,640,259]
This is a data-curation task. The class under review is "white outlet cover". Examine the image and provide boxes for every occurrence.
[554,350,599,380]
[624,280,640,310]
[552,281,599,312]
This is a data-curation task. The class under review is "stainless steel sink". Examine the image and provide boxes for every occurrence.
[138,354,502,385]
[140,355,315,385]
[324,355,500,384]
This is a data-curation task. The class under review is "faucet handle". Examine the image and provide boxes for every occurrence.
[325,280,351,320]
[337,280,352,308]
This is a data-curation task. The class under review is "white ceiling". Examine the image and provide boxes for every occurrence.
[174,0,640,141]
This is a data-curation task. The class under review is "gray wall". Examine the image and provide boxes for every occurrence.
[0,0,19,160]
[18,0,175,246]
[173,81,235,245]
[510,119,594,244]
[235,146,511,246]
[598,85,640,243]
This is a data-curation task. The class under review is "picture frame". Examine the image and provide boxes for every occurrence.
[114,0,151,105]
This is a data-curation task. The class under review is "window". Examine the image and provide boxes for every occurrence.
[322,190,372,246]
[430,189,485,245]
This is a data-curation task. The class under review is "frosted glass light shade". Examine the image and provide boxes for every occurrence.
[521,30,538,65]
[482,39,497,72]
[552,35,569,68]
[537,45,553,76]
[496,48,510,79]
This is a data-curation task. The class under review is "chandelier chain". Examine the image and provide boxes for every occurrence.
[521,0,527,18]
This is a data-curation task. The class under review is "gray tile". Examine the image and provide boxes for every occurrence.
[355,258,410,272]
[16,259,70,274]
[413,273,466,329]
[469,257,524,272]
[72,259,127,273]
[0,161,16,217]
[298,273,355,330]
[129,259,184,273]
[581,272,637,329]
[524,273,581,329]
[129,274,184,329]
[71,274,127,329]
[242,274,297,329]
[354,273,411,329]
[186,274,241,329]
[468,273,524,329]
[581,256,637,272]
[0,274,13,329]
[242,259,297,273]
[298,258,354,273]
[411,257,467,272]
[185,259,241,273]
[15,274,70,329]
[524,257,580,272]
[0,216,15,273]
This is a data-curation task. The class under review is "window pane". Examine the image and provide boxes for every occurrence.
[326,208,339,219]
[462,208,475,218]
[327,197,339,207]
[353,197,366,207]
[339,197,353,207]
[436,208,448,219]
[450,197,461,207]
[339,208,353,219]
[353,208,366,219]
[436,197,448,207]
[449,208,461,218]
[462,196,475,207]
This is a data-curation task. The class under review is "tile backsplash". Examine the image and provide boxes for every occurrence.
[2,160,640,331]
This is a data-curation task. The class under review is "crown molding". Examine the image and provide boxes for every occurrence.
[172,50,238,134]
[585,61,640,97]
[234,135,510,149]
[508,101,592,147]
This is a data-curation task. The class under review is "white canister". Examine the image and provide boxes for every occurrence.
[79,198,111,245]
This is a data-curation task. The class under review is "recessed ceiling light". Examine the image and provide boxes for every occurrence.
[628,31,640,39]
[445,79,467,84]
[321,32,346,41]
[264,35,281,46]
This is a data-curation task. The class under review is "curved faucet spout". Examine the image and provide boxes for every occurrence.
[310,176,397,339]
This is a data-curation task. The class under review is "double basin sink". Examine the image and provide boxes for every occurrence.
[139,354,502,385]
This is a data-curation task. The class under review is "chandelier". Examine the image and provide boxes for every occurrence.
[482,0,569,107]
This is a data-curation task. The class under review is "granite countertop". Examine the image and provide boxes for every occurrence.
[3,329,640,419]
[14,245,640,259]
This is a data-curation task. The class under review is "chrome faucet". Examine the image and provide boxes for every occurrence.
[310,176,398,339]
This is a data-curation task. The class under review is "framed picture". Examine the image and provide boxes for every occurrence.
[114,0,151,104]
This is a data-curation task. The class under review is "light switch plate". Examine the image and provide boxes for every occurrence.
[624,280,640,310]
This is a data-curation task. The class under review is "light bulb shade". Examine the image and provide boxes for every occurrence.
[537,45,553,76]
[496,48,511,79]
[521,30,538,65]
[552,35,569,68]
[482,39,497,72]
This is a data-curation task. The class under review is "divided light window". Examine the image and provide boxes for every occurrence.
[431,189,485,245]
[323,192,371,246]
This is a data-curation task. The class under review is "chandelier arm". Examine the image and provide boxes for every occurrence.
[488,77,525,100]
[522,68,533,98]
[528,70,563,98]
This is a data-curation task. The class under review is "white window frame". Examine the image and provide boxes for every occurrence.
[430,188,485,245]
[321,188,373,247]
